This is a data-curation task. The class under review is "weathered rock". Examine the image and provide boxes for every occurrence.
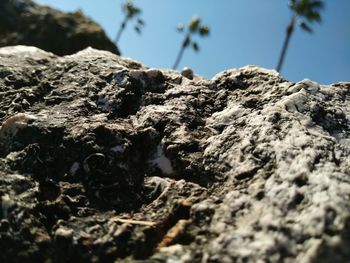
[0,46,350,263]
[0,0,120,56]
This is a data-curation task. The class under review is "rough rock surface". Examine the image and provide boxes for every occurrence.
[0,0,119,56]
[0,45,350,263]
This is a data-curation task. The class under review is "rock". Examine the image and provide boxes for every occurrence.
[0,45,350,263]
[54,227,74,240]
[181,67,194,80]
[0,0,120,56]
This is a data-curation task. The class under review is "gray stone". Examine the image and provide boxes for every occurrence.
[181,67,194,80]
[0,46,349,262]
[0,0,120,56]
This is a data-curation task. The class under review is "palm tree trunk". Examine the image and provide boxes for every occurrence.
[173,45,186,70]
[173,34,190,70]
[276,15,296,72]
[115,17,128,44]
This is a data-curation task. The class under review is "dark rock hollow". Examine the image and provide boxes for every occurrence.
[0,0,120,56]
[0,46,350,263]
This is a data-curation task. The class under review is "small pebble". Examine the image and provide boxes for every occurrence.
[181,67,193,80]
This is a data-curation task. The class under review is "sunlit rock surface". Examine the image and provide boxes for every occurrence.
[0,0,119,56]
[0,46,350,263]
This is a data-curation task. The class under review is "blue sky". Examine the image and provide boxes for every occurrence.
[36,0,350,84]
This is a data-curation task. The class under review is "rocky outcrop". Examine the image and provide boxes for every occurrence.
[0,45,350,263]
[0,0,119,56]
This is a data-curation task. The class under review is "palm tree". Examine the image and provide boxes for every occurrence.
[115,0,144,44]
[173,16,210,70]
[276,0,324,72]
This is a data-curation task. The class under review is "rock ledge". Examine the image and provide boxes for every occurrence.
[0,46,349,263]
